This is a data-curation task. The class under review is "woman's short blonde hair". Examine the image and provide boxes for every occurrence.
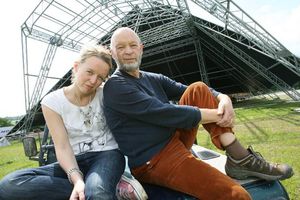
[72,43,112,82]
[77,43,112,67]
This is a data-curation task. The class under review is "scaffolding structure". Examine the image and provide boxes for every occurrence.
[19,0,300,134]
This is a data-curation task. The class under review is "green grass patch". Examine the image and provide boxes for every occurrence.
[0,140,38,178]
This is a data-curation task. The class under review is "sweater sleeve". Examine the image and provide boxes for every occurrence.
[159,73,220,98]
[103,77,201,129]
[159,74,187,100]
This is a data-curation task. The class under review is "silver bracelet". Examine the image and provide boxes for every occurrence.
[66,168,83,184]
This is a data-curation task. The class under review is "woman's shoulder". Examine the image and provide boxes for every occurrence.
[45,88,64,98]
[41,88,65,104]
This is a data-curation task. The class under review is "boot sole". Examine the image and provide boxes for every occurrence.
[225,167,294,181]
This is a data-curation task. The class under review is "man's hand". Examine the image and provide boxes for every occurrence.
[69,180,85,200]
[216,94,235,127]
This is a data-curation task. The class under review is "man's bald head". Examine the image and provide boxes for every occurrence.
[109,27,143,74]
[110,27,142,49]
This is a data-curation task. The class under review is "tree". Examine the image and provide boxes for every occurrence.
[0,117,13,127]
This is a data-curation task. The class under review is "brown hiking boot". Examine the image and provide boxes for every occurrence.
[225,146,294,181]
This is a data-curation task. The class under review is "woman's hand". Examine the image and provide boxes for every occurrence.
[69,180,85,200]
[216,94,235,128]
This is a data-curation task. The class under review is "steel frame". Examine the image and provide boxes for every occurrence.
[20,0,300,134]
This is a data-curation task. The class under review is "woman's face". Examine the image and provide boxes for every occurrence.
[74,56,110,94]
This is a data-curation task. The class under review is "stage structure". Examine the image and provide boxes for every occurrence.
[16,0,300,135]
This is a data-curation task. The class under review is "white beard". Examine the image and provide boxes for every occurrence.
[116,53,142,72]
[121,62,139,72]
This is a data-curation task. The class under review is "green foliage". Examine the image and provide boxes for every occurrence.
[0,117,13,127]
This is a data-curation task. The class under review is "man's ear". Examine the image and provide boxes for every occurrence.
[140,43,144,53]
[111,49,117,60]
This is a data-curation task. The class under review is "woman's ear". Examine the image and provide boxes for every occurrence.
[73,61,79,73]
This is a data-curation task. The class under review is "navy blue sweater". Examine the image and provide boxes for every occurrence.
[103,69,202,168]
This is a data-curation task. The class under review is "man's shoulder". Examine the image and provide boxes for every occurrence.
[104,72,130,92]
[107,71,128,84]
[140,70,163,80]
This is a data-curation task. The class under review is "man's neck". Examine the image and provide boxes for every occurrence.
[128,69,140,78]
[126,69,140,78]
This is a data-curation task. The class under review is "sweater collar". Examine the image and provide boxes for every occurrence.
[118,68,143,79]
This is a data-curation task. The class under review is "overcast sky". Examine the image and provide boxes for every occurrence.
[0,0,299,118]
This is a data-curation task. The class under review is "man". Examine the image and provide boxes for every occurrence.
[103,27,293,200]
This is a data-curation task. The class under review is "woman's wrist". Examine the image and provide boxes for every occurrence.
[66,167,83,184]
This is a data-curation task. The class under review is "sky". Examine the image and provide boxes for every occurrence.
[0,0,299,118]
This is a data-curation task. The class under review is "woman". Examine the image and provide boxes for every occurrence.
[0,44,125,200]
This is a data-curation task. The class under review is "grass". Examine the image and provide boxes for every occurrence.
[0,140,38,178]
[197,99,300,199]
[0,98,299,199]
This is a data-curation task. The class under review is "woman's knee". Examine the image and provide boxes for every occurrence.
[0,169,27,188]
[0,170,29,199]
[0,175,12,198]
[85,170,118,200]
[84,151,124,199]
[85,183,116,200]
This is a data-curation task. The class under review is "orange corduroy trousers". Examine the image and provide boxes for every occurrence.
[131,82,251,200]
